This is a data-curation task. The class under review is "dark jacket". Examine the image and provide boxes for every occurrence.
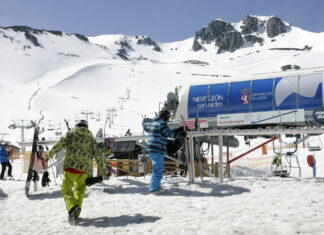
[0,146,8,163]
[147,116,180,154]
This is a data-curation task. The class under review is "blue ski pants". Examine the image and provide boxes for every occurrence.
[149,152,164,192]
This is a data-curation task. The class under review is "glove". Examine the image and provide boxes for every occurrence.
[85,175,103,186]
[41,171,51,187]
[180,131,187,138]
[174,126,184,133]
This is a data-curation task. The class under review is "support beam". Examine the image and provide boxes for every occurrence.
[219,134,224,183]
[228,136,277,165]
[189,135,195,184]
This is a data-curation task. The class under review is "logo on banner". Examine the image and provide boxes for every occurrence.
[240,88,250,105]
[313,106,324,124]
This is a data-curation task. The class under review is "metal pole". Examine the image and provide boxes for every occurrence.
[211,143,214,174]
[219,134,224,183]
[198,140,203,179]
[21,127,25,153]
[189,135,195,184]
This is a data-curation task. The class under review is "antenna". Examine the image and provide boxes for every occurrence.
[126,88,131,100]
[118,97,126,110]
[106,108,117,125]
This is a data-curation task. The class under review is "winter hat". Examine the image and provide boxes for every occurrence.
[75,120,88,128]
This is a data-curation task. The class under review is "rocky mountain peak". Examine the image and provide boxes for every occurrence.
[240,15,259,35]
[192,15,288,53]
[193,19,244,53]
[136,35,162,52]
[266,16,287,38]
[0,25,88,48]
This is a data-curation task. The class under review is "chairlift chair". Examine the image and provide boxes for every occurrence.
[47,120,54,131]
[271,154,290,177]
[307,135,322,152]
[271,135,301,177]
[96,113,101,122]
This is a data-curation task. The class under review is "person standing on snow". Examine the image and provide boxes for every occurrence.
[0,144,13,180]
[46,120,108,221]
[147,109,186,194]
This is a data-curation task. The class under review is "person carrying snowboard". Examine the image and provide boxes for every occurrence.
[147,109,186,194]
[46,120,108,221]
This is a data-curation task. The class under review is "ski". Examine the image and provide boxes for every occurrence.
[180,115,191,177]
[25,112,45,197]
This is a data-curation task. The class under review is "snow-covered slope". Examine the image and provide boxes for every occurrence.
[1,15,324,143]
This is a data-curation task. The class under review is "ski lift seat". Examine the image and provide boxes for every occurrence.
[308,146,322,152]
[273,170,289,177]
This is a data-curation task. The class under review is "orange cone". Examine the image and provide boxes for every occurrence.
[262,145,267,155]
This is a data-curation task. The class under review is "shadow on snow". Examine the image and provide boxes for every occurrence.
[99,178,250,197]
[76,213,160,228]
[0,188,9,199]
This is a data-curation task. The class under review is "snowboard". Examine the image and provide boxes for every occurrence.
[25,121,40,197]
[25,112,46,197]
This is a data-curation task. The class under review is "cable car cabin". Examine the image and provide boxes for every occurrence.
[174,69,324,129]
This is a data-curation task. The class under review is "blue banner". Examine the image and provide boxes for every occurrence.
[251,78,274,112]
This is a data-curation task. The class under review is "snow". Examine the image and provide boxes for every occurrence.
[1,144,324,234]
[2,15,324,234]
[2,19,324,142]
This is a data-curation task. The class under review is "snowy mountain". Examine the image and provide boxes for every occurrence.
[1,15,324,144]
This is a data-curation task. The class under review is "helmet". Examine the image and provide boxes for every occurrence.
[158,109,171,120]
[75,120,88,128]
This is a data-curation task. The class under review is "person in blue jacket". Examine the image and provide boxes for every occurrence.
[0,144,12,180]
[147,109,186,194]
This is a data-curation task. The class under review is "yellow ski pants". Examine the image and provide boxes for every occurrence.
[61,171,89,212]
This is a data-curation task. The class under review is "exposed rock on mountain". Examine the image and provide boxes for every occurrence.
[244,35,264,44]
[216,31,244,53]
[116,39,133,50]
[192,15,291,53]
[281,64,301,71]
[193,19,244,53]
[266,16,287,38]
[196,20,235,42]
[137,36,161,52]
[192,34,203,51]
[0,26,89,48]
[241,15,259,35]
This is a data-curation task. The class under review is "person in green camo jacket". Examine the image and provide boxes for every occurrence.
[46,120,107,221]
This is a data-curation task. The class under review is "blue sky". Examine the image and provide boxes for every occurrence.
[1,0,324,42]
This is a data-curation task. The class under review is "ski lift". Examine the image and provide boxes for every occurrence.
[271,154,290,177]
[306,135,321,178]
[307,135,322,152]
[96,112,101,122]
[47,120,54,131]
[75,114,80,123]
[55,131,62,136]
[271,135,301,177]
